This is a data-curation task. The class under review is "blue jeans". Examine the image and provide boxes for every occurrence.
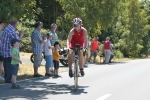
[3,57,12,83]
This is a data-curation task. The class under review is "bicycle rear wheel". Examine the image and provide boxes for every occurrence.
[74,59,78,91]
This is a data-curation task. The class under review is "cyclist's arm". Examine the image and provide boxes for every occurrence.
[67,29,74,48]
[83,28,88,48]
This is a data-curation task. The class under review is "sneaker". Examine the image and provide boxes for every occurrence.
[45,73,53,77]
[34,74,43,77]
[80,69,85,76]
[54,75,61,78]
[11,84,21,89]
[83,64,88,67]
[0,76,5,81]
[69,70,73,78]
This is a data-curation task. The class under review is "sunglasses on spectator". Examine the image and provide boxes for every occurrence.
[51,26,56,28]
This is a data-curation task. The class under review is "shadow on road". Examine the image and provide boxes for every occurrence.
[94,62,129,66]
[0,77,88,100]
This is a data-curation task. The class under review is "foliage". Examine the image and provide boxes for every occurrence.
[114,50,124,59]
[56,0,121,38]
[0,0,42,23]
[100,0,149,57]
[1,0,150,57]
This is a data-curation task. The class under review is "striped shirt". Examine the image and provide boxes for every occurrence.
[1,24,19,58]
[49,31,58,46]
[31,29,43,54]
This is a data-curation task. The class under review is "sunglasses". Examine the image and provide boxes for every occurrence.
[51,27,56,28]
[74,24,79,27]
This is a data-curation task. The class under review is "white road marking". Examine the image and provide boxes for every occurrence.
[96,94,112,100]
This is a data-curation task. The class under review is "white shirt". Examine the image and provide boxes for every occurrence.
[44,40,52,56]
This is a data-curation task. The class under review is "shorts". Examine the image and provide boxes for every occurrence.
[53,60,59,69]
[11,64,19,75]
[45,55,52,67]
[0,55,3,61]
[34,53,42,67]
[69,42,84,48]
[90,50,97,57]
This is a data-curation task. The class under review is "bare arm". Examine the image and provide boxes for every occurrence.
[48,46,54,49]
[18,30,26,40]
[40,34,47,43]
[12,55,22,64]
[83,29,88,48]
[67,29,74,48]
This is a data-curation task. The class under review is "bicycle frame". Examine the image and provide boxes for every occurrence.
[72,44,83,91]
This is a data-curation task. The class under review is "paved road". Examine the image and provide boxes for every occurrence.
[0,59,150,100]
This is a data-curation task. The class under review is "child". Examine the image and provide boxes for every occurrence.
[44,33,53,76]
[53,42,62,77]
[11,38,22,89]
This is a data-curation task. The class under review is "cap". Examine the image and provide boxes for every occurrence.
[11,38,21,45]
[47,32,53,36]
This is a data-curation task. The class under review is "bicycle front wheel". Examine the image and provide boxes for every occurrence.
[74,59,78,91]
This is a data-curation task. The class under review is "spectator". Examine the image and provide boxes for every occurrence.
[31,21,46,77]
[1,19,25,83]
[0,21,5,81]
[44,33,53,76]
[11,38,22,89]
[48,23,58,72]
[109,43,114,63]
[88,37,100,63]
[103,37,112,64]
[49,23,58,46]
[53,42,62,77]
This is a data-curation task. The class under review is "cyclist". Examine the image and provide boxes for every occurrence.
[67,18,88,78]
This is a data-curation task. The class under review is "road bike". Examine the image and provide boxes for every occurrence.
[71,44,83,91]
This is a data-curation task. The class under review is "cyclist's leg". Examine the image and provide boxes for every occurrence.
[78,51,85,76]
[68,51,73,70]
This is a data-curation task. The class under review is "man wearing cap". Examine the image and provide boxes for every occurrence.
[44,32,53,76]
[1,19,25,83]
[31,21,46,77]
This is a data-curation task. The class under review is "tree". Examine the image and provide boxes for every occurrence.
[56,0,121,38]
[0,0,41,23]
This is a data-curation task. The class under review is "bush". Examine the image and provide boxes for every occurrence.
[58,40,67,48]
[20,37,32,53]
[114,50,124,59]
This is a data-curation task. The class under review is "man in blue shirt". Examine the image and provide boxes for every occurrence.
[31,21,46,77]
[1,19,25,83]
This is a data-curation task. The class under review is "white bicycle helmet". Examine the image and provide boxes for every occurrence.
[73,18,82,25]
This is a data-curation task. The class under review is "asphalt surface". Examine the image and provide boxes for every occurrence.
[0,59,150,100]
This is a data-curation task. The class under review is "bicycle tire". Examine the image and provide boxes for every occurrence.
[30,54,34,63]
[74,59,78,91]
[30,54,44,63]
